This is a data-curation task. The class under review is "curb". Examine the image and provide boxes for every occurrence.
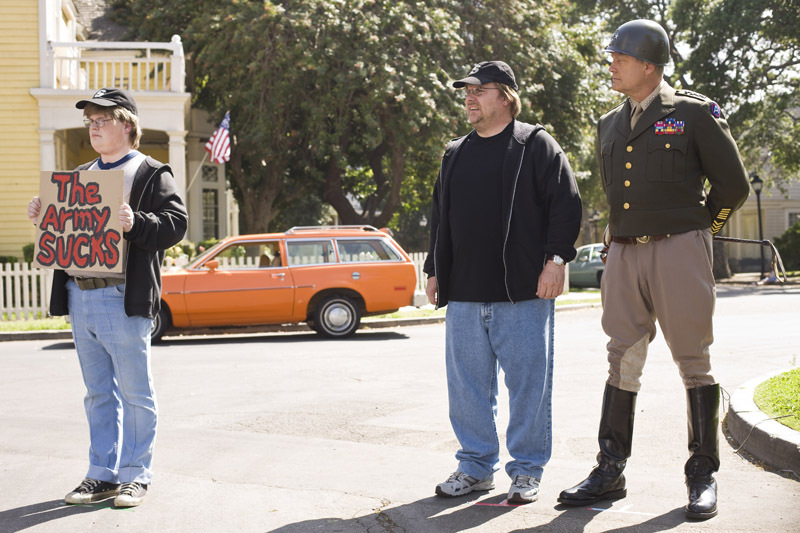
[726,367,800,477]
[0,302,600,343]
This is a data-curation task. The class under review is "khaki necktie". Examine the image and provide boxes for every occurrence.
[630,103,643,129]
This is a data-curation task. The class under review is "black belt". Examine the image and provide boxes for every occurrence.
[611,234,671,245]
[71,276,125,290]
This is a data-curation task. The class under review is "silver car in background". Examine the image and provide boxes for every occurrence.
[569,243,605,288]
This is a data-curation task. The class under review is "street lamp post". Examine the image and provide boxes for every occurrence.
[750,173,765,278]
[588,209,601,243]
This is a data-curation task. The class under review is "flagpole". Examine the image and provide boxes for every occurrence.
[186,150,209,193]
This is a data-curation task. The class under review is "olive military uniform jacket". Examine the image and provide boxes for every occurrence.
[598,83,750,237]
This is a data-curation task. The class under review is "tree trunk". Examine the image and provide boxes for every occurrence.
[712,240,732,280]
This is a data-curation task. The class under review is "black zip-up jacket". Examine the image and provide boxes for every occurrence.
[424,120,582,308]
[49,156,188,318]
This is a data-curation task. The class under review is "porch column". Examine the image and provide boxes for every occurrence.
[167,130,188,199]
[39,129,56,171]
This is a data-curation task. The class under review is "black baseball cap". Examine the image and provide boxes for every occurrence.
[76,88,138,116]
[453,61,518,91]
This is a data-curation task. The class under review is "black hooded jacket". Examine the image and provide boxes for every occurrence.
[423,120,582,308]
[49,156,188,319]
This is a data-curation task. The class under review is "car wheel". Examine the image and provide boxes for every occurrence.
[314,295,360,338]
[151,305,171,343]
[597,270,603,287]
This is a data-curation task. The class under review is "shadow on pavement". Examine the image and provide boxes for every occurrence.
[0,499,114,533]
[271,494,519,533]
[41,342,75,350]
[157,329,409,347]
[510,504,687,532]
[270,495,690,533]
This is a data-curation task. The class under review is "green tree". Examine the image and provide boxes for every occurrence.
[575,0,800,187]
[113,0,608,239]
[774,221,800,270]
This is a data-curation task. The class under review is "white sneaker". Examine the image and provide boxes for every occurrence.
[113,482,148,508]
[508,475,540,504]
[435,471,495,497]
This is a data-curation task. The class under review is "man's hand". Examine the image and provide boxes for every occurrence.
[27,197,41,225]
[536,260,565,300]
[426,276,438,306]
[119,203,135,232]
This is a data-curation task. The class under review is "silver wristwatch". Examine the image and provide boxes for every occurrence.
[549,254,566,266]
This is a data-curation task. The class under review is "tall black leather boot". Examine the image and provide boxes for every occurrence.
[684,383,720,519]
[558,384,637,505]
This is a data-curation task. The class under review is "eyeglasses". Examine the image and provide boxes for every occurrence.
[83,117,113,129]
[463,87,499,97]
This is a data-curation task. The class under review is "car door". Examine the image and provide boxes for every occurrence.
[181,239,294,327]
[570,246,594,286]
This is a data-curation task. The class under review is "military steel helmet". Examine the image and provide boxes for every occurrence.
[605,19,670,66]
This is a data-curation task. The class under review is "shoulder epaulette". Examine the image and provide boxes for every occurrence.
[676,89,709,102]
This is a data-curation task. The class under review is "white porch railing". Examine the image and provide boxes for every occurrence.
[1,253,430,321]
[45,35,185,92]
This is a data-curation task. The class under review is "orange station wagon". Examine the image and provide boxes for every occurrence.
[153,226,418,341]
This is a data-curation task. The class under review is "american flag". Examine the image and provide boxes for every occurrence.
[204,111,231,164]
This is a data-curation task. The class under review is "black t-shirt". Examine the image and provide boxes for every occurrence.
[447,122,513,302]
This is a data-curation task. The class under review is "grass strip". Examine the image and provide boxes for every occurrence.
[753,367,800,432]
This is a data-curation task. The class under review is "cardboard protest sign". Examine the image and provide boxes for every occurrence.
[34,170,124,273]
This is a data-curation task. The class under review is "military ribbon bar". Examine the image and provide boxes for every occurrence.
[654,118,685,135]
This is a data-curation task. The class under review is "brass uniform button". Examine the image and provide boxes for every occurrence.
[623,202,630,210]
[625,162,632,169]
[624,180,631,187]
[665,143,671,149]
[627,146,633,152]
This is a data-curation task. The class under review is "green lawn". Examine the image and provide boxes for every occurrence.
[754,367,800,432]
[0,316,70,332]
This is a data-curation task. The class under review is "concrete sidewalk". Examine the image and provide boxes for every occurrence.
[1,285,798,532]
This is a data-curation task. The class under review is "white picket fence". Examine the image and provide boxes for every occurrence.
[0,263,55,320]
[1,253,430,321]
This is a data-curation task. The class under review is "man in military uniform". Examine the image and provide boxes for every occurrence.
[557,20,750,519]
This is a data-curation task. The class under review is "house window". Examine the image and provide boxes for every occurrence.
[202,164,218,183]
[202,189,219,240]
[789,212,800,228]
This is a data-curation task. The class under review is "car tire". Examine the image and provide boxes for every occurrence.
[597,270,603,287]
[314,295,360,338]
[151,305,171,343]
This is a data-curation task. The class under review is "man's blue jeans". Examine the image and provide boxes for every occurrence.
[67,280,156,484]
[445,299,554,481]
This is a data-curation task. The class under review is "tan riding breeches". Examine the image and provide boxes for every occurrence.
[601,229,716,392]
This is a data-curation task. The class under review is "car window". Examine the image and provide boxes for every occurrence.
[209,241,282,270]
[577,248,591,262]
[286,240,336,266]
[337,239,401,262]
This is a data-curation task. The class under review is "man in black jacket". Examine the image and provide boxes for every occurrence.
[424,61,581,503]
[27,88,187,508]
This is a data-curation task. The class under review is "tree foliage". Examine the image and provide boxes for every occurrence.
[112,0,606,243]
[112,0,800,250]
[576,0,800,188]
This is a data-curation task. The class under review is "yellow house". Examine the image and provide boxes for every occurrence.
[0,0,238,261]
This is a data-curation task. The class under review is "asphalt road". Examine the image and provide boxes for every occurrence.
[0,284,798,532]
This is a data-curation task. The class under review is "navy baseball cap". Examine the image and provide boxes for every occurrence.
[453,61,518,91]
[76,88,138,116]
